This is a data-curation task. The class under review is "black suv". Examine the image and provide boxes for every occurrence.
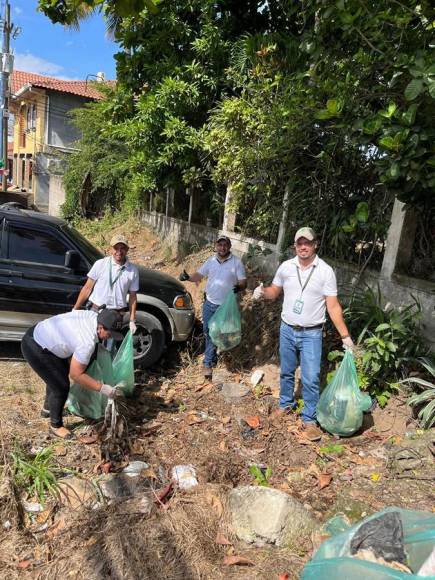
[0,206,194,367]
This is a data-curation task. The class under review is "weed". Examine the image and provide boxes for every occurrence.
[178,402,187,413]
[401,357,435,429]
[319,444,345,455]
[11,445,69,505]
[295,398,304,415]
[249,465,272,486]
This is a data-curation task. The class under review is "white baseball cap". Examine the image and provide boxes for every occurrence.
[294,227,316,242]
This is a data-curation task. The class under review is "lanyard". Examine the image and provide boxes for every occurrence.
[109,260,125,290]
[296,265,315,295]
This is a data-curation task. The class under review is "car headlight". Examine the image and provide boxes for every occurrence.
[173,293,192,309]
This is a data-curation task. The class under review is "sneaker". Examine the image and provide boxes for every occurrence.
[301,422,322,442]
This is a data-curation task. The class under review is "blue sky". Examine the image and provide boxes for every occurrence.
[10,0,117,80]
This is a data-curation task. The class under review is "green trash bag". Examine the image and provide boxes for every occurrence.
[317,349,372,436]
[208,291,242,351]
[301,508,435,579]
[67,332,135,420]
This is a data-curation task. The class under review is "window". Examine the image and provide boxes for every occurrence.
[28,160,33,191]
[20,157,25,188]
[31,104,36,130]
[7,225,69,266]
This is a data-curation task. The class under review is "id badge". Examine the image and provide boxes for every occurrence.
[293,299,304,315]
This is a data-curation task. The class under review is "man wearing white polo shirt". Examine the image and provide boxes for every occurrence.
[253,227,354,441]
[73,234,139,334]
[179,236,247,379]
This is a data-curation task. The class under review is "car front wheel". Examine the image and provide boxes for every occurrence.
[124,311,166,368]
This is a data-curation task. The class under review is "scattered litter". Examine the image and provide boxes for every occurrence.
[239,419,256,440]
[251,369,264,387]
[22,501,44,513]
[123,461,150,477]
[171,465,198,489]
[3,520,11,530]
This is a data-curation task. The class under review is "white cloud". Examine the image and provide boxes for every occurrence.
[14,6,22,15]
[14,52,65,77]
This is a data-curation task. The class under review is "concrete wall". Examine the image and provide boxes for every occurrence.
[140,208,435,346]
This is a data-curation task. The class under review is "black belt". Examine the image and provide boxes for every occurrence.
[283,321,323,331]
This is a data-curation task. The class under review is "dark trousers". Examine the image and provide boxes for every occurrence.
[21,327,70,428]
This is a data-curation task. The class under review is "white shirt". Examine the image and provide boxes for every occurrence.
[34,310,98,365]
[198,254,246,305]
[272,255,337,326]
[88,257,139,309]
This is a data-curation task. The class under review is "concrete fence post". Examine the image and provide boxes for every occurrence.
[381,198,417,280]
[276,182,291,254]
[223,181,236,232]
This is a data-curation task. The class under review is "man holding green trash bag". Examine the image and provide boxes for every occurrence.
[253,227,354,441]
[21,309,125,440]
[179,235,247,380]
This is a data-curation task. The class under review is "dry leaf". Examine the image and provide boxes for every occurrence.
[78,434,99,445]
[17,560,32,570]
[278,574,290,580]
[205,491,223,518]
[215,532,232,545]
[186,415,203,425]
[318,472,332,490]
[54,445,67,457]
[223,555,254,567]
[245,415,260,429]
[221,416,231,424]
[142,467,158,479]
[219,440,228,452]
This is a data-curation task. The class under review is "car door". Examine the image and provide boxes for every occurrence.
[0,219,89,334]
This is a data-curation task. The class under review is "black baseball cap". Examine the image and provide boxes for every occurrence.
[97,309,124,341]
[216,235,232,245]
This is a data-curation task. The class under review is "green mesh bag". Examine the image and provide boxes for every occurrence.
[67,332,134,419]
[208,291,242,351]
[317,350,372,436]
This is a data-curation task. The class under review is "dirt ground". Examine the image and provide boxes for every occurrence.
[0,221,434,579]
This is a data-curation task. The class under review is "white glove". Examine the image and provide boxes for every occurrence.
[253,283,264,300]
[129,320,137,334]
[342,336,355,350]
[100,383,116,398]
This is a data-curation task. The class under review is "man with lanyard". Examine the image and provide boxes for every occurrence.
[21,308,124,440]
[73,234,139,335]
[253,227,354,441]
[179,235,247,380]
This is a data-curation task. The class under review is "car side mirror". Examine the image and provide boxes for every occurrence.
[64,250,80,271]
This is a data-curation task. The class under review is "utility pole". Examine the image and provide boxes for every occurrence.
[0,1,13,191]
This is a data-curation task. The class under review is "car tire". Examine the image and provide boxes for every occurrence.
[124,311,166,368]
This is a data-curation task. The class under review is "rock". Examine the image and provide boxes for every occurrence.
[229,486,317,547]
[22,501,44,513]
[250,369,265,387]
[99,473,143,500]
[221,382,250,402]
[212,368,232,385]
[58,477,97,509]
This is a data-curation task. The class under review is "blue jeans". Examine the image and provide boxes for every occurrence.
[202,299,220,368]
[279,322,323,423]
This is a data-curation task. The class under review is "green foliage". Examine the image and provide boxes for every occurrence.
[11,446,68,504]
[249,464,272,487]
[41,0,433,242]
[329,285,429,406]
[402,357,435,429]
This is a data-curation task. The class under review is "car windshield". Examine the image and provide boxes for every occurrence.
[61,224,104,263]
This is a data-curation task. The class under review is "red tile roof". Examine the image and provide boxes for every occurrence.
[11,70,114,100]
